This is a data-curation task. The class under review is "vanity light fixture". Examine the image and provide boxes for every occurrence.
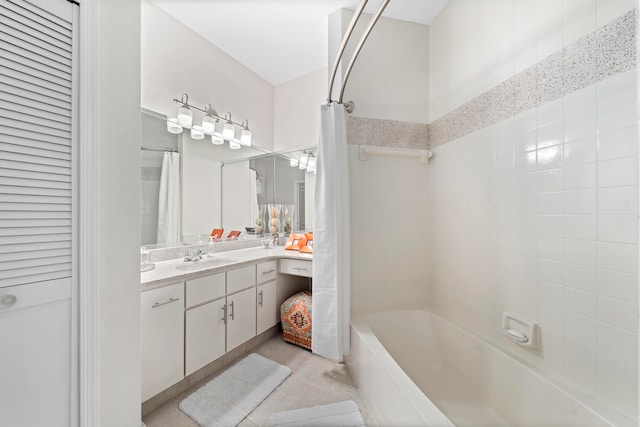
[240,119,252,146]
[290,158,299,167]
[168,94,253,150]
[298,152,309,170]
[222,112,235,140]
[176,94,193,128]
[306,154,316,173]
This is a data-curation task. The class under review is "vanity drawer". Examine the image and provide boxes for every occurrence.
[227,265,256,294]
[279,258,312,278]
[186,273,225,308]
[256,260,277,284]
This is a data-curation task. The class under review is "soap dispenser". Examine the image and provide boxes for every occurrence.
[207,236,216,257]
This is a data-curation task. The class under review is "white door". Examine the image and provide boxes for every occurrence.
[185,297,226,376]
[256,280,277,335]
[226,287,256,351]
[0,0,78,425]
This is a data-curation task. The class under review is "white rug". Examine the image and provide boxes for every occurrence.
[268,400,366,427]
[179,353,291,427]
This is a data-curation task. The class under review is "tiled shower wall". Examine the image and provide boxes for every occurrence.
[427,0,638,422]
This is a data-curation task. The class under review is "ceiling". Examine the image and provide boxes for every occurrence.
[149,0,448,86]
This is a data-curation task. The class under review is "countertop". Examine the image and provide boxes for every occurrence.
[141,246,313,290]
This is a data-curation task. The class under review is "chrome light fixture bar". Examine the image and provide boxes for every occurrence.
[166,93,252,147]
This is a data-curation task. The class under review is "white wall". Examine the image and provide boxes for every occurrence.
[428,0,636,121]
[428,0,637,422]
[334,10,429,123]
[274,69,326,153]
[98,0,141,425]
[141,0,274,152]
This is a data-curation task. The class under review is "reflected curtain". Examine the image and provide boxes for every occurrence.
[249,168,259,225]
[312,103,350,362]
[157,151,181,245]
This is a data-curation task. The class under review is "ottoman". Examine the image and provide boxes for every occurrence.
[280,290,312,350]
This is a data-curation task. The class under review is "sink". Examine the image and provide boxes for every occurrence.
[175,257,235,271]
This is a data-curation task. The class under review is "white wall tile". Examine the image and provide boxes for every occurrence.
[537,145,564,170]
[538,259,563,284]
[597,215,638,244]
[536,169,564,192]
[597,323,638,362]
[563,189,597,215]
[566,337,597,370]
[563,215,596,240]
[539,281,564,308]
[539,305,565,332]
[564,136,597,166]
[565,288,597,319]
[564,86,597,141]
[565,312,597,345]
[598,350,638,392]
[563,263,597,293]
[597,269,638,303]
[598,157,637,188]
[597,376,639,422]
[598,126,638,161]
[563,0,597,46]
[598,296,638,333]
[537,192,565,215]
[563,164,597,189]
[597,242,639,274]
[563,239,597,267]
[537,215,564,238]
[595,0,636,27]
[536,0,564,60]
[537,237,563,261]
[598,186,638,214]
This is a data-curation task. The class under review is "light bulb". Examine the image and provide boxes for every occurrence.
[223,113,235,139]
[177,105,192,128]
[240,120,251,146]
[211,134,224,145]
[299,152,309,169]
[290,158,299,167]
[166,117,182,134]
[229,140,241,150]
[202,115,215,134]
[190,125,204,140]
[306,156,316,172]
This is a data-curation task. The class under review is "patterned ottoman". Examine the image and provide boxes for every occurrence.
[280,291,312,350]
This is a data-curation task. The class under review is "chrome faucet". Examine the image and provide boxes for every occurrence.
[184,249,205,262]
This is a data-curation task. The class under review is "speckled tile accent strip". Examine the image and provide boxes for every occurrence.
[347,116,429,150]
[430,9,636,148]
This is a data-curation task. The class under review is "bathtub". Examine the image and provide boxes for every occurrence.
[347,309,631,427]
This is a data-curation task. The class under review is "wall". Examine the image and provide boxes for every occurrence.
[327,10,431,315]
[141,0,274,152]
[98,0,142,425]
[221,161,253,233]
[427,0,637,422]
[334,10,429,123]
[274,69,326,153]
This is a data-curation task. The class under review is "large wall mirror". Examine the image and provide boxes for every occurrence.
[140,110,316,247]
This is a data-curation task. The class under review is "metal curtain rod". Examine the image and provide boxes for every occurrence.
[327,0,369,104]
[141,146,178,153]
[338,0,391,106]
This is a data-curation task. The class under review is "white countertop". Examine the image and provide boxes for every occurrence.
[141,246,313,290]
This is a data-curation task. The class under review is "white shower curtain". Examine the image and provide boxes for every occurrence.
[312,103,351,362]
[249,169,259,225]
[157,151,181,245]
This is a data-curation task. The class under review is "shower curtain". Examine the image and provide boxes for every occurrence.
[249,168,259,225]
[312,103,351,362]
[157,151,181,245]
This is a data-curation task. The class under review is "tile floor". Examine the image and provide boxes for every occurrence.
[142,334,377,427]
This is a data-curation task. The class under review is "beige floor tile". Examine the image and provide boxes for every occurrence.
[143,334,376,427]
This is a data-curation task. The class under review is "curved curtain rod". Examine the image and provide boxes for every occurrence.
[338,0,391,106]
[327,0,369,104]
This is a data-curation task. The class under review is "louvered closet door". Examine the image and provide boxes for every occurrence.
[0,0,77,426]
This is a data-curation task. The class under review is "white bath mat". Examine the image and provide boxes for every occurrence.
[268,400,366,427]
[179,353,291,427]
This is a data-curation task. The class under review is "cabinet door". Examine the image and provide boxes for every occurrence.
[141,283,184,401]
[226,287,256,351]
[185,298,226,376]
[257,280,277,335]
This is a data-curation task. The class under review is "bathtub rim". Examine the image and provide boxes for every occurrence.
[352,308,634,427]
[350,312,455,427]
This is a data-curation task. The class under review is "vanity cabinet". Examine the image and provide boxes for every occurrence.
[256,260,278,335]
[141,282,184,401]
[185,273,226,376]
[226,287,257,351]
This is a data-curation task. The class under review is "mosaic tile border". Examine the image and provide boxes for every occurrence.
[429,9,637,148]
[346,116,429,150]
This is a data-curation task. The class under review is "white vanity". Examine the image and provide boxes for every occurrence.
[140,246,312,405]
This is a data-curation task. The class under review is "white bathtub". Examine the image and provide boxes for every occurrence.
[347,309,631,427]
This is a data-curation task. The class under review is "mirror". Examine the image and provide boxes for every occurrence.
[140,110,316,247]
